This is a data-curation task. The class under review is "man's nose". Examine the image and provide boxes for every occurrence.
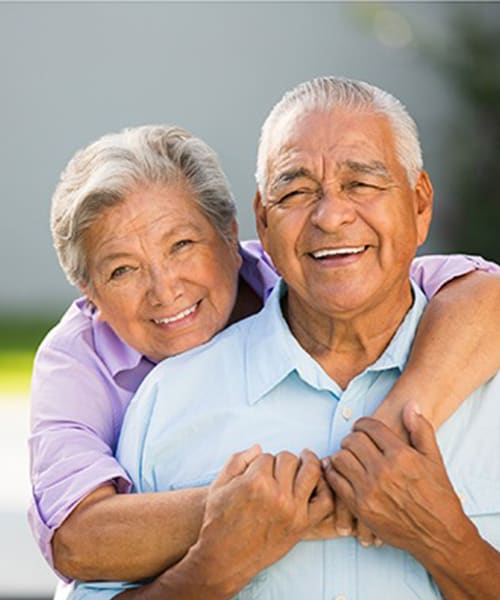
[310,189,356,232]
[146,263,183,306]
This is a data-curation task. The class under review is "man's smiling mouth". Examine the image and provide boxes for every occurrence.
[310,245,367,259]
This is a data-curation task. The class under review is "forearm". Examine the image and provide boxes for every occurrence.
[115,541,240,600]
[414,519,500,600]
[53,485,207,582]
[374,271,500,433]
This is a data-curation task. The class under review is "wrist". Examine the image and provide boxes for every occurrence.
[156,539,243,600]
[412,516,490,592]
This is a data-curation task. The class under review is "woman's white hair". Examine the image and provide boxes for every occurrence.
[51,125,237,287]
[256,76,423,202]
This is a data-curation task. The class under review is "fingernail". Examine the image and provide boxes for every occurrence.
[374,538,384,548]
[321,458,330,469]
[360,541,372,548]
[337,528,351,537]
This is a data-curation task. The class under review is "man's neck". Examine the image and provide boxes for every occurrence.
[284,281,414,389]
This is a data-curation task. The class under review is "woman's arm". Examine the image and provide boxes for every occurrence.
[53,485,207,582]
[336,266,500,543]
[374,269,500,434]
[30,320,209,583]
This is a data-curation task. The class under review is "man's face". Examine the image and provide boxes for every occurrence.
[255,108,433,320]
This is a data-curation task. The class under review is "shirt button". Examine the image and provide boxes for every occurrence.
[341,407,352,420]
[335,595,346,600]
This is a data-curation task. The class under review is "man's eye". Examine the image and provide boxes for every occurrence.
[110,266,132,279]
[279,189,311,203]
[346,181,380,191]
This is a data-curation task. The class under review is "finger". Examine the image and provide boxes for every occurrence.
[274,451,300,494]
[214,444,262,486]
[402,402,442,460]
[329,448,365,485]
[293,449,321,502]
[335,496,355,537]
[245,452,275,479]
[322,457,355,513]
[353,417,407,455]
[341,431,382,470]
[356,520,376,548]
[308,476,335,524]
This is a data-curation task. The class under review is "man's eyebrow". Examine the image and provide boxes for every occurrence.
[270,167,315,191]
[343,160,390,178]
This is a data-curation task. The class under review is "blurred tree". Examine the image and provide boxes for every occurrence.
[348,4,500,261]
[421,9,500,261]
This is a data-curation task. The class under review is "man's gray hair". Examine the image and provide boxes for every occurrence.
[256,76,423,201]
[51,125,237,287]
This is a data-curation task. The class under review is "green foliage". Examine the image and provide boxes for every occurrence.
[420,10,500,261]
[0,315,58,396]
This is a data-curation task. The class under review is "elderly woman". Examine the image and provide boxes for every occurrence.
[29,125,499,592]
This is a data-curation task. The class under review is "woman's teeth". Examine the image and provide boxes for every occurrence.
[154,303,198,325]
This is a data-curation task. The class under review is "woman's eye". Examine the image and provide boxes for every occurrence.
[172,239,193,252]
[110,266,132,280]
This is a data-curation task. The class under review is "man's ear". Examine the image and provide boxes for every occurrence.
[414,170,433,247]
[253,190,268,248]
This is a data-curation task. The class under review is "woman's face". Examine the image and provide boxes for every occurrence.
[82,181,242,361]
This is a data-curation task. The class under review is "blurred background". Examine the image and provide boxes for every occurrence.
[1,1,498,597]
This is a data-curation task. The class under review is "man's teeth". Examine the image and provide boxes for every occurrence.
[312,246,366,259]
[154,303,198,325]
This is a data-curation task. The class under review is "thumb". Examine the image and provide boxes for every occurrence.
[402,402,441,459]
[214,444,262,486]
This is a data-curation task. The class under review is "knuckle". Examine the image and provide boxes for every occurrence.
[278,450,299,465]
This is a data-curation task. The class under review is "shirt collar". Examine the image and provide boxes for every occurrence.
[244,280,342,405]
[244,278,428,404]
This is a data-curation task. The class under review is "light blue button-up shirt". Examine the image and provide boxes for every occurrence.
[73,280,500,599]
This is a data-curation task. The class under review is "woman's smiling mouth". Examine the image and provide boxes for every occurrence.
[152,301,200,325]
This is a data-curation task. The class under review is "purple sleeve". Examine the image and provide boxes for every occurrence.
[29,340,131,579]
[410,254,499,299]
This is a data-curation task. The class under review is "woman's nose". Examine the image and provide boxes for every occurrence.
[146,264,183,306]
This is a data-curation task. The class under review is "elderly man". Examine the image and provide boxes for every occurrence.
[76,77,500,599]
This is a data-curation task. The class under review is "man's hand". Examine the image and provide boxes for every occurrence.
[322,403,500,599]
[322,403,468,557]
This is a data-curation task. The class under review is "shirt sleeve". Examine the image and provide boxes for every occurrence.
[410,254,499,299]
[29,339,132,580]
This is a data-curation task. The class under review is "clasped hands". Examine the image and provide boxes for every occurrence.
[195,403,469,592]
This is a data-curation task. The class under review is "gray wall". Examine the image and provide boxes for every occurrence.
[1,2,492,314]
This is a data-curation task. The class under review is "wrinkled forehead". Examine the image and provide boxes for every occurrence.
[265,107,400,188]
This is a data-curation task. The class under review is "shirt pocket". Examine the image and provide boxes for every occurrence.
[405,474,500,599]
